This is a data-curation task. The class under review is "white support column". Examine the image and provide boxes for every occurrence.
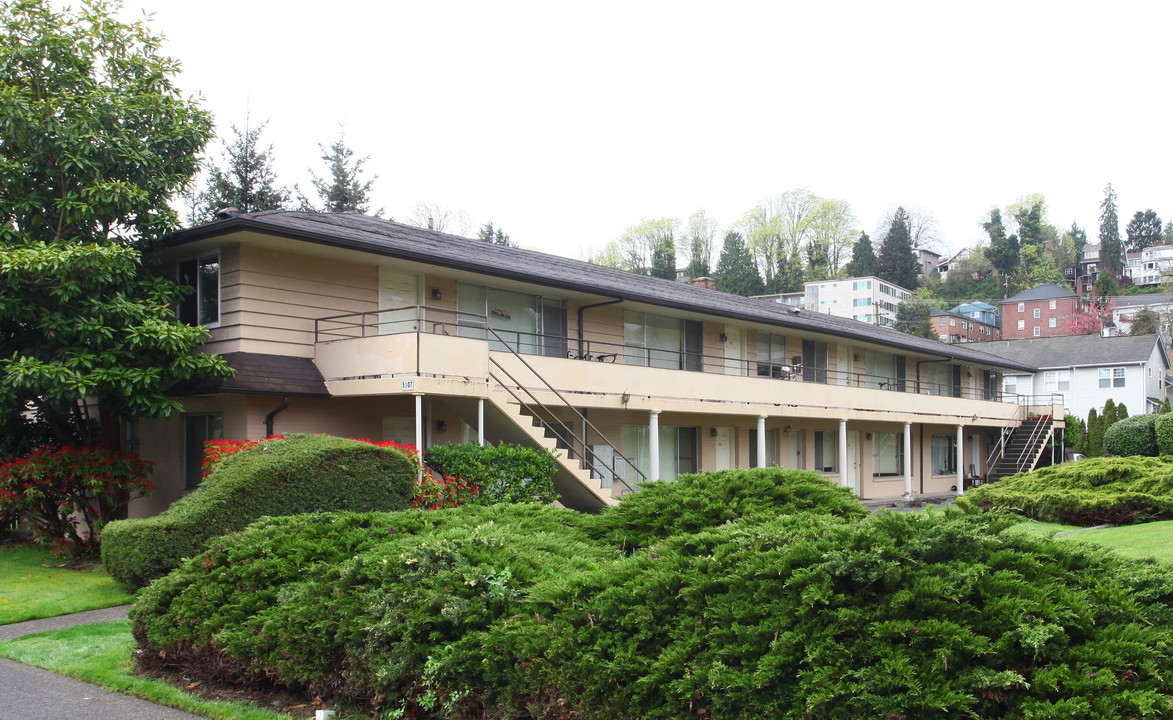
[649,410,661,481]
[956,424,965,496]
[477,398,485,447]
[757,416,767,468]
[839,418,849,487]
[903,422,913,498]
[414,393,424,482]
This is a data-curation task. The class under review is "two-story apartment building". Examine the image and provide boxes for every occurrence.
[803,276,914,327]
[930,308,998,343]
[951,301,1000,330]
[971,334,1170,420]
[139,211,1043,517]
[998,283,1085,339]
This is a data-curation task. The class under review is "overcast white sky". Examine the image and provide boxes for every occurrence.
[126,1,1172,261]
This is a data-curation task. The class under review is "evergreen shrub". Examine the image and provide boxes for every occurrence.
[963,455,1173,525]
[1103,414,1159,457]
[586,467,867,551]
[424,442,558,505]
[102,434,416,588]
[1156,414,1173,456]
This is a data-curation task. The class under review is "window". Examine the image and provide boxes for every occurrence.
[1044,370,1070,392]
[853,280,872,291]
[1017,320,1025,330]
[619,425,698,482]
[1033,308,1040,319]
[931,434,956,475]
[1099,367,1125,388]
[1003,376,1018,396]
[1017,302,1025,312]
[1049,299,1057,310]
[853,297,869,307]
[184,413,223,489]
[949,318,956,326]
[1048,317,1056,328]
[1033,326,1041,337]
[458,283,567,356]
[814,431,838,473]
[623,311,702,370]
[873,432,903,477]
[749,428,779,467]
[178,252,220,326]
[756,333,788,378]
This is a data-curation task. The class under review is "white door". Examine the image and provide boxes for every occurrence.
[788,429,804,469]
[836,344,851,386]
[378,268,419,335]
[724,326,745,376]
[970,434,981,476]
[714,427,734,470]
[847,430,861,494]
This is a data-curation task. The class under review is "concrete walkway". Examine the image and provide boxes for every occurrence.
[861,493,958,512]
[0,606,206,720]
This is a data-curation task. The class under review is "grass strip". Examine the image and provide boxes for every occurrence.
[0,620,287,720]
[0,544,131,624]
[1011,518,1173,563]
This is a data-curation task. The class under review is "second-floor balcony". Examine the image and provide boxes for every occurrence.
[312,307,1023,426]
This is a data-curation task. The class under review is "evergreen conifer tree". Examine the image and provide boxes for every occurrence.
[297,133,380,215]
[1125,209,1163,252]
[843,231,876,277]
[1099,183,1122,279]
[983,209,1019,298]
[714,231,764,296]
[1086,408,1103,457]
[477,221,510,246]
[776,246,806,292]
[875,207,920,290]
[649,236,676,280]
[197,119,289,221]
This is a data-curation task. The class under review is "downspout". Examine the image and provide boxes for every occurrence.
[576,297,623,358]
[265,396,291,438]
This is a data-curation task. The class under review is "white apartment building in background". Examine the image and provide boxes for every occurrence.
[804,276,914,327]
[1124,245,1173,287]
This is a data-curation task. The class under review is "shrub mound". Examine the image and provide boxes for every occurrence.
[586,467,867,551]
[1104,413,1160,457]
[1156,414,1173,456]
[964,455,1173,525]
[102,434,416,588]
[131,500,1173,719]
[424,442,559,505]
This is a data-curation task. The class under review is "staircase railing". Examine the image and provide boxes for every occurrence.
[483,326,645,494]
[1010,415,1052,475]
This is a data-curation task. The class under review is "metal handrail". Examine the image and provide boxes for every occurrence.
[315,307,1018,402]
[1012,415,1053,475]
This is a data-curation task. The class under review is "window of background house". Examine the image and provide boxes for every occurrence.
[185,413,223,489]
[1033,308,1040,319]
[1049,299,1057,310]
[749,428,779,467]
[178,252,220,326]
[873,432,903,477]
[1049,317,1056,328]
[813,430,838,473]
[1044,370,1070,393]
[1033,326,1041,336]
[1018,302,1025,312]
[1017,320,1025,330]
[931,434,956,475]
[1099,367,1125,388]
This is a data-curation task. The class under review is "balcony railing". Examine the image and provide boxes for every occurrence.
[315,306,1014,402]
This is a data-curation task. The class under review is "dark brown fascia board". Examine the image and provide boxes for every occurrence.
[166,219,1037,374]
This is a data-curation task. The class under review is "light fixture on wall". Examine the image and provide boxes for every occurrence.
[431,288,443,301]
[853,353,861,362]
[971,414,978,422]
[710,427,718,437]
[866,432,873,440]
[621,390,631,404]
[436,420,447,433]
[720,332,728,343]
[783,424,791,436]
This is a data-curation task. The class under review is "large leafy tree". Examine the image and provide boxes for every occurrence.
[195,119,289,222]
[296,133,380,216]
[875,207,920,290]
[894,301,935,339]
[0,0,231,449]
[714,231,764,296]
[1125,209,1163,252]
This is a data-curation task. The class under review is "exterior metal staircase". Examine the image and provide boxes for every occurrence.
[985,415,1055,482]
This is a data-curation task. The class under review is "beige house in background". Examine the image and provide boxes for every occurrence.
[133,211,1047,516]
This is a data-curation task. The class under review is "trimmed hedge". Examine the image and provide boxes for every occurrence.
[1156,414,1173,456]
[102,434,416,588]
[424,442,558,505]
[962,455,1173,525]
[1104,413,1159,457]
[131,504,1173,719]
[585,467,867,552]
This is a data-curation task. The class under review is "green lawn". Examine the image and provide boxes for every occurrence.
[1009,519,1173,563]
[0,621,289,720]
[0,543,132,624]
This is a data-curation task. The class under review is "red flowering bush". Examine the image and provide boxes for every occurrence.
[201,435,472,511]
[0,446,153,557]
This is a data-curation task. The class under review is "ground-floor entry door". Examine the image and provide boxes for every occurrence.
[714,427,734,470]
[847,430,861,494]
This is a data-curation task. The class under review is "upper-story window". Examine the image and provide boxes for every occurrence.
[1017,302,1025,312]
[853,280,871,291]
[1033,308,1041,319]
[1098,367,1125,388]
[457,283,567,357]
[1049,299,1057,310]
[623,310,703,371]
[853,297,869,307]
[1044,370,1071,393]
[756,333,787,378]
[177,251,220,327]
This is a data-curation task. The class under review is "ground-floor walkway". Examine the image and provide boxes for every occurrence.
[0,606,205,720]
